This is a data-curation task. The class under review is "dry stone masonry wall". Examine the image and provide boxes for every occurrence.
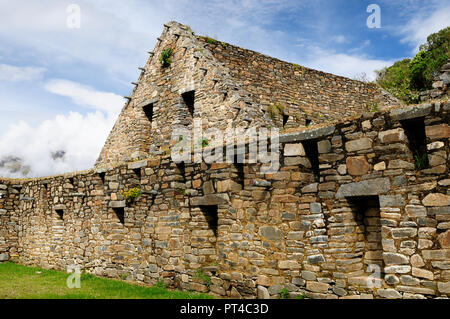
[1,101,449,299]
[95,22,398,169]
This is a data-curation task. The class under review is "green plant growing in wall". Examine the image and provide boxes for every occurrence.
[199,138,209,148]
[266,103,285,121]
[414,152,429,170]
[202,36,218,45]
[365,102,380,113]
[160,48,173,68]
[278,288,290,299]
[120,273,128,280]
[154,279,167,289]
[194,269,211,288]
[122,187,142,202]
[296,293,308,299]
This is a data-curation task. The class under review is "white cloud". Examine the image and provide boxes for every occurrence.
[0,81,124,178]
[44,79,124,114]
[399,5,450,53]
[0,64,45,82]
[302,46,395,81]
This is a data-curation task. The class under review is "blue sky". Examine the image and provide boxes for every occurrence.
[0,0,449,177]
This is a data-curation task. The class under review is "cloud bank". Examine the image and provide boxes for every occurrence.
[0,81,124,178]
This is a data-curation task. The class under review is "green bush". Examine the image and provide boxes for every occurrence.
[278,288,289,299]
[160,48,173,68]
[266,103,285,121]
[122,187,142,202]
[376,26,449,104]
[194,269,211,288]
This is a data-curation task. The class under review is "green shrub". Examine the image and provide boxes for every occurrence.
[198,138,209,148]
[266,103,285,121]
[194,269,211,288]
[376,26,449,104]
[122,187,142,202]
[278,288,289,299]
[203,36,218,45]
[414,152,429,170]
[160,48,173,68]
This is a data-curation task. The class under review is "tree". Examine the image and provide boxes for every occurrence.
[376,26,449,104]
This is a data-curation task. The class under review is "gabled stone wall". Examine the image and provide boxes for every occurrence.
[95,21,398,169]
[1,101,448,299]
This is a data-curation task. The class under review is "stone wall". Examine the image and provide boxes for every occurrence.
[1,101,449,299]
[207,38,398,127]
[421,59,449,102]
[95,21,398,168]
[0,180,19,262]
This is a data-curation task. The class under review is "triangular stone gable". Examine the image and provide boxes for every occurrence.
[96,21,397,168]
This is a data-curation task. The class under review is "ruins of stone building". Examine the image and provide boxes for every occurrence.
[1,22,449,299]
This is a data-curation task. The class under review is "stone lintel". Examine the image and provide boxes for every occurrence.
[280,126,336,143]
[109,201,126,208]
[389,104,432,121]
[190,194,229,206]
[336,177,391,199]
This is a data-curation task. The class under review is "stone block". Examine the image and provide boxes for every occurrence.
[345,138,372,152]
[336,178,390,198]
[346,156,370,176]
[422,193,450,207]
[426,124,450,140]
[378,128,405,144]
[259,226,283,241]
[284,143,305,156]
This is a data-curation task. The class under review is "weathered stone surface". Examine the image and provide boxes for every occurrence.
[390,104,432,121]
[378,128,405,144]
[412,267,434,280]
[317,140,332,154]
[259,226,283,241]
[346,156,370,176]
[383,253,409,265]
[426,124,450,140]
[190,194,229,206]
[406,205,427,217]
[378,288,402,299]
[307,254,325,264]
[374,162,386,171]
[384,265,411,274]
[380,195,405,207]
[437,282,450,294]
[284,143,306,156]
[345,138,372,152]
[257,285,270,299]
[0,253,9,262]
[336,178,390,198]
[422,193,450,207]
[392,228,417,239]
[438,230,450,248]
[280,126,336,143]
[109,201,126,208]
[422,249,450,260]
[306,281,329,293]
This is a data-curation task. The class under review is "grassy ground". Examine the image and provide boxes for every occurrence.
[0,262,213,299]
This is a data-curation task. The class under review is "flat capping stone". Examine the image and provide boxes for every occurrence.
[69,193,85,197]
[190,194,229,206]
[19,196,34,201]
[137,98,158,109]
[54,204,66,211]
[109,201,126,208]
[128,160,148,170]
[336,177,391,199]
[389,104,432,121]
[179,85,196,95]
[280,125,336,143]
